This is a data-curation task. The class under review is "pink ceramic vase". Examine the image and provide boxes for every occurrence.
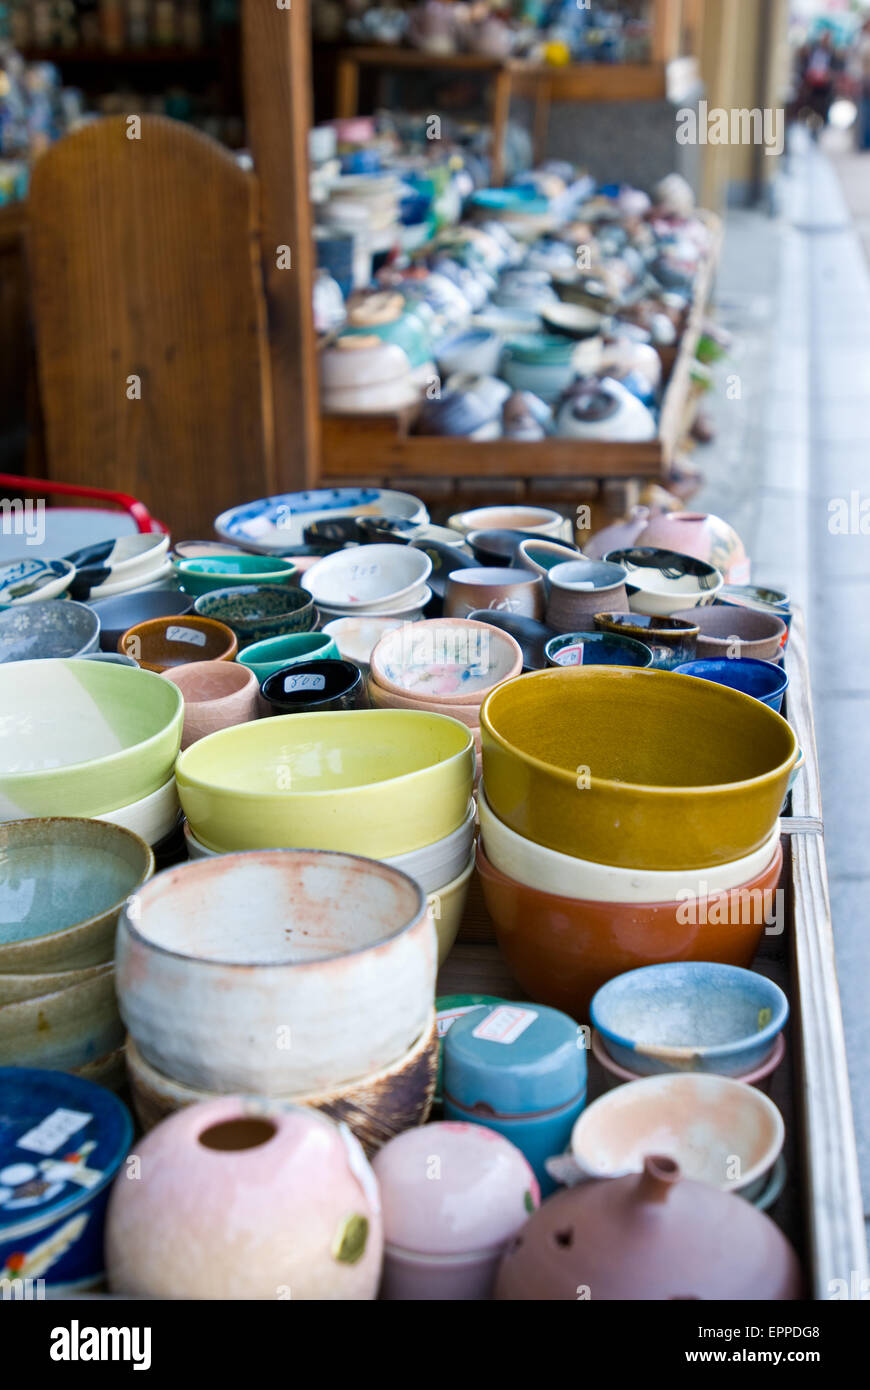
[635,511,750,585]
[105,1098,383,1299]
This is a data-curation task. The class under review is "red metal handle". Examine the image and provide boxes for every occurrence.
[0,474,167,534]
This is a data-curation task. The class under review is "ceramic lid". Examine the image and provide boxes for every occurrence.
[443,1002,587,1117]
[0,1068,132,1241]
[372,1121,538,1257]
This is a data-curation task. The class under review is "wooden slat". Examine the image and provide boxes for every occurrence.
[27,115,273,537]
[784,608,823,824]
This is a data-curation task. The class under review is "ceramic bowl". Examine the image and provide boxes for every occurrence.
[261,659,369,716]
[124,1012,439,1156]
[512,537,581,579]
[66,532,171,601]
[89,587,194,653]
[176,709,474,856]
[448,506,571,542]
[174,555,298,599]
[0,557,75,605]
[428,852,474,967]
[172,540,244,561]
[717,585,791,639]
[367,680,481,729]
[501,334,579,403]
[302,544,432,611]
[0,817,154,972]
[634,511,749,586]
[545,559,629,630]
[0,963,123,1070]
[591,1028,786,1094]
[478,785,780,905]
[0,659,183,820]
[118,615,237,671]
[567,1074,785,1200]
[82,560,175,601]
[193,584,315,645]
[466,610,556,672]
[370,618,522,704]
[540,302,605,339]
[116,850,436,1095]
[95,775,180,846]
[674,658,789,713]
[0,599,100,662]
[320,616,405,673]
[0,959,112,1006]
[237,631,340,683]
[593,611,699,669]
[313,583,431,621]
[214,488,428,554]
[465,529,557,569]
[670,604,787,662]
[163,660,261,750]
[445,568,545,621]
[436,328,502,378]
[481,668,797,870]
[476,839,783,1020]
[556,378,657,443]
[602,547,723,617]
[105,1098,382,1299]
[545,631,653,668]
[590,962,789,1077]
[75,652,139,667]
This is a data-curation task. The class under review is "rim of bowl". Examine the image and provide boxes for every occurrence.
[569,1073,785,1191]
[369,617,523,704]
[548,559,628,590]
[193,584,313,620]
[120,848,427,969]
[674,657,789,697]
[671,605,786,641]
[312,584,432,617]
[594,611,701,638]
[590,1028,787,1087]
[301,544,432,607]
[447,566,543,589]
[238,631,336,663]
[589,962,789,1065]
[602,546,722,582]
[177,556,297,578]
[0,817,154,944]
[119,614,237,647]
[163,660,259,705]
[479,668,799,797]
[0,660,183,787]
[175,707,475,801]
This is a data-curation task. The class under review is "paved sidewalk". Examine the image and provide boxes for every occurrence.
[695,125,870,1251]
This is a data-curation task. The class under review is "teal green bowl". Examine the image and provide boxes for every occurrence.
[174,555,298,598]
[237,631,340,683]
[194,584,316,645]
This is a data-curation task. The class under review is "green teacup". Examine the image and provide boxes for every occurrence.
[237,632,340,683]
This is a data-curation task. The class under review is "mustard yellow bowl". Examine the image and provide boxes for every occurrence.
[480,667,798,871]
[176,708,475,856]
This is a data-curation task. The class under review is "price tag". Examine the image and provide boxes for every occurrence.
[472,1005,538,1045]
[284,673,327,694]
[17,1108,92,1155]
[166,625,207,646]
[554,642,584,666]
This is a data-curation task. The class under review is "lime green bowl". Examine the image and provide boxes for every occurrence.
[237,631,340,683]
[175,555,298,598]
[176,708,475,856]
[0,658,183,819]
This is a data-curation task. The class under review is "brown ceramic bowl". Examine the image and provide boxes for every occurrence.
[545,560,629,634]
[119,615,238,671]
[671,605,786,661]
[444,568,545,622]
[475,839,784,1020]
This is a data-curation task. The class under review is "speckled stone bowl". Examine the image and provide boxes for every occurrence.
[193,584,315,645]
[0,599,100,662]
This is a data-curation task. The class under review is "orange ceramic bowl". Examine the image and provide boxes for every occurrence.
[119,615,238,672]
[475,838,784,1021]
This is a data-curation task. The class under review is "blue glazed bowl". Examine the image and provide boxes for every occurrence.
[0,1067,132,1290]
[590,963,789,1077]
[194,584,315,646]
[673,657,788,712]
[545,631,653,669]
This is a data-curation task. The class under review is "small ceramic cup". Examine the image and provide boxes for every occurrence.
[237,631,341,684]
[545,560,629,632]
[445,567,545,621]
[118,615,238,671]
[594,611,699,670]
[545,631,654,669]
[163,660,261,750]
[260,659,369,716]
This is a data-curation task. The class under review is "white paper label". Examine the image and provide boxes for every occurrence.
[283,673,327,694]
[166,625,207,646]
[472,1006,538,1045]
[554,643,584,666]
[17,1108,91,1155]
[436,1004,486,1038]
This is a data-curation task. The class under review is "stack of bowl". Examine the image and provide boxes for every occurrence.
[0,659,184,847]
[477,667,797,1018]
[0,818,153,1086]
[302,544,432,623]
[66,533,172,601]
[175,708,475,966]
[117,850,441,1154]
[367,617,523,780]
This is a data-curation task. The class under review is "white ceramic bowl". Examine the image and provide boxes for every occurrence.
[370,618,522,705]
[478,785,780,904]
[321,615,407,672]
[315,586,432,623]
[448,506,572,542]
[214,489,429,554]
[116,850,437,1096]
[97,775,180,847]
[303,544,432,611]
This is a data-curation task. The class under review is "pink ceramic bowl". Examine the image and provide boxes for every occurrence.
[369,618,522,705]
[590,1027,785,1094]
[368,677,481,729]
[163,660,261,750]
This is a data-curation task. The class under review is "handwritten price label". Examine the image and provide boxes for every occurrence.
[166,626,207,646]
[284,673,327,694]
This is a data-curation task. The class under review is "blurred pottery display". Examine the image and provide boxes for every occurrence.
[636,511,750,585]
[415,390,499,440]
[545,559,629,630]
[593,611,698,669]
[373,1122,539,1300]
[321,337,418,413]
[545,630,653,668]
[116,851,436,1096]
[501,334,579,402]
[436,328,502,378]
[671,604,786,662]
[494,1155,802,1300]
[445,567,545,621]
[106,1100,383,1299]
[447,506,571,542]
[442,1002,587,1196]
[591,1028,786,1094]
[556,377,656,442]
[118,615,237,671]
[480,668,797,870]
[163,660,260,750]
[89,587,194,653]
[0,599,100,663]
[602,547,723,617]
[0,1067,132,1290]
[674,657,789,713]
[261,659,369,716]
[193,584,316,646]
